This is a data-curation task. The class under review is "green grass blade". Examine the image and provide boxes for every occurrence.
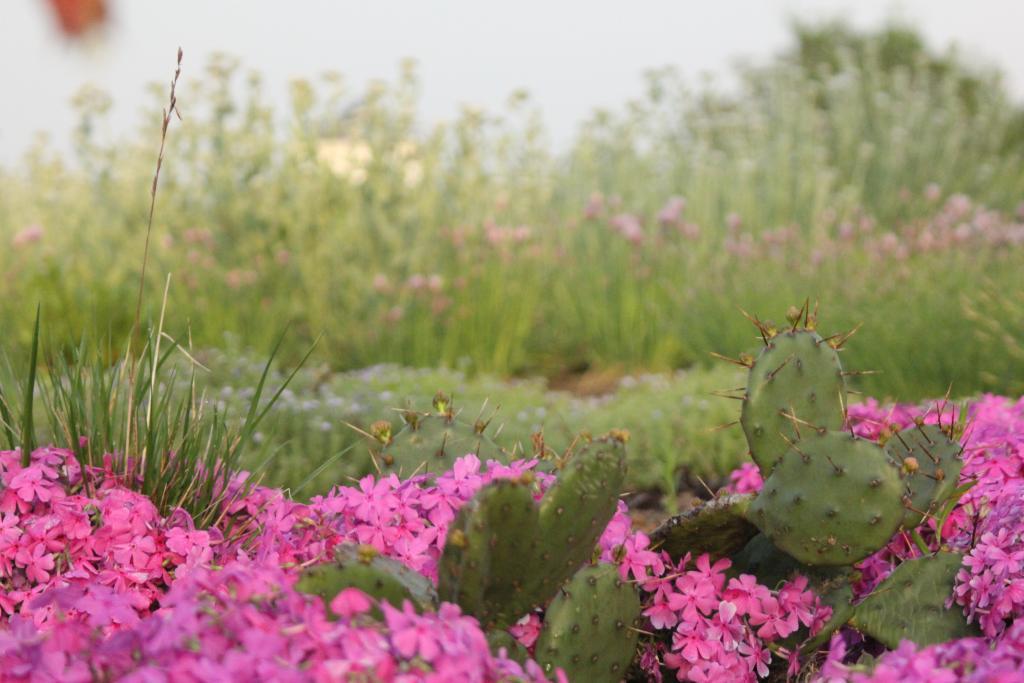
[0,376,16,450]
[236,330,320,454]
[291,441,358,496]
[20,305,41,465]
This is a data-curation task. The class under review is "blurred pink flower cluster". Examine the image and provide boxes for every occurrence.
[3,562,553,682]
[817,623,1024,683]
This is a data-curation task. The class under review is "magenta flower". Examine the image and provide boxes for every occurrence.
[509,612,542,648]
[330,588,372,619]
[17,542,55,583]
[617,531,665,582]
[383,600,441,661]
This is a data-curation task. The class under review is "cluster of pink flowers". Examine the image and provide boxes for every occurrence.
[305,456,554,582]
[637,554,826,682]
[0,447,561,680]
[954,481,1024,639]
[0,436,841,681]
[2,562,552,681]
[817,622,1024,683]
[598,505,830,681]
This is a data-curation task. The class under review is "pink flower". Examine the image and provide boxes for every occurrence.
[330,588,373,619]
[17,542,55,583]
[725,462,763,494]
[383,601,441,661]
[617,532,665,582]
[112,535,158,571]
[724,574,771,616]
[748,595,799,639]
[672,619,720,664]
[509,612,542,648]
[11,224,44,247]
[9,466,55,505]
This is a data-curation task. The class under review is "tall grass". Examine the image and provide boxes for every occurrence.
[0,27,1022,399]
[0,50,315,526]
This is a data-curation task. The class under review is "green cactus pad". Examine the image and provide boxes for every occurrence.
[740,329,847,472]
[438,438,626,629]
[367,408,510,477]
[850,552,979,647]
[529,439,628,600]
[884,424,964,528]
[296,544,437,618]
[800,582,856,653]
[536,564,641,683]
[748,431,904,566]
[650,494,758,561]
[437,480,541,628]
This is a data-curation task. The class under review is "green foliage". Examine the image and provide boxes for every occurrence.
[849,552,979,647]
[156,352,745,500]
[1,22,1023,400]
[437,437,627,629]
[0,321,309,527]
[296,544,438,619]
[21,307,41,464]
[535,564,641,682]
[788,19,1004,134]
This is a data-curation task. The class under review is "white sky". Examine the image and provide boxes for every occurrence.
[2,0,1023,164]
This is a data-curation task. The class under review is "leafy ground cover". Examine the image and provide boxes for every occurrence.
[189,349,746,505]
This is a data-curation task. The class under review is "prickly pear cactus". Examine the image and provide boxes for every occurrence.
[365,392,510,476]
[884,423,964,528]
[747,431,905,566]
[849,552,979,647]
[296,543,437,617]
[438,437,627,629]
[650,494,758,560]
[528,438,628,600]
[437,479,541,628]
[740,324,847,472]
[535,564,641,682]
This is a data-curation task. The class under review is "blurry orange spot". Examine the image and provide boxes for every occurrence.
[47,0,107,37]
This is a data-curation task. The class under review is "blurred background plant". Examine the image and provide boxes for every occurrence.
[1,20,1022,501]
